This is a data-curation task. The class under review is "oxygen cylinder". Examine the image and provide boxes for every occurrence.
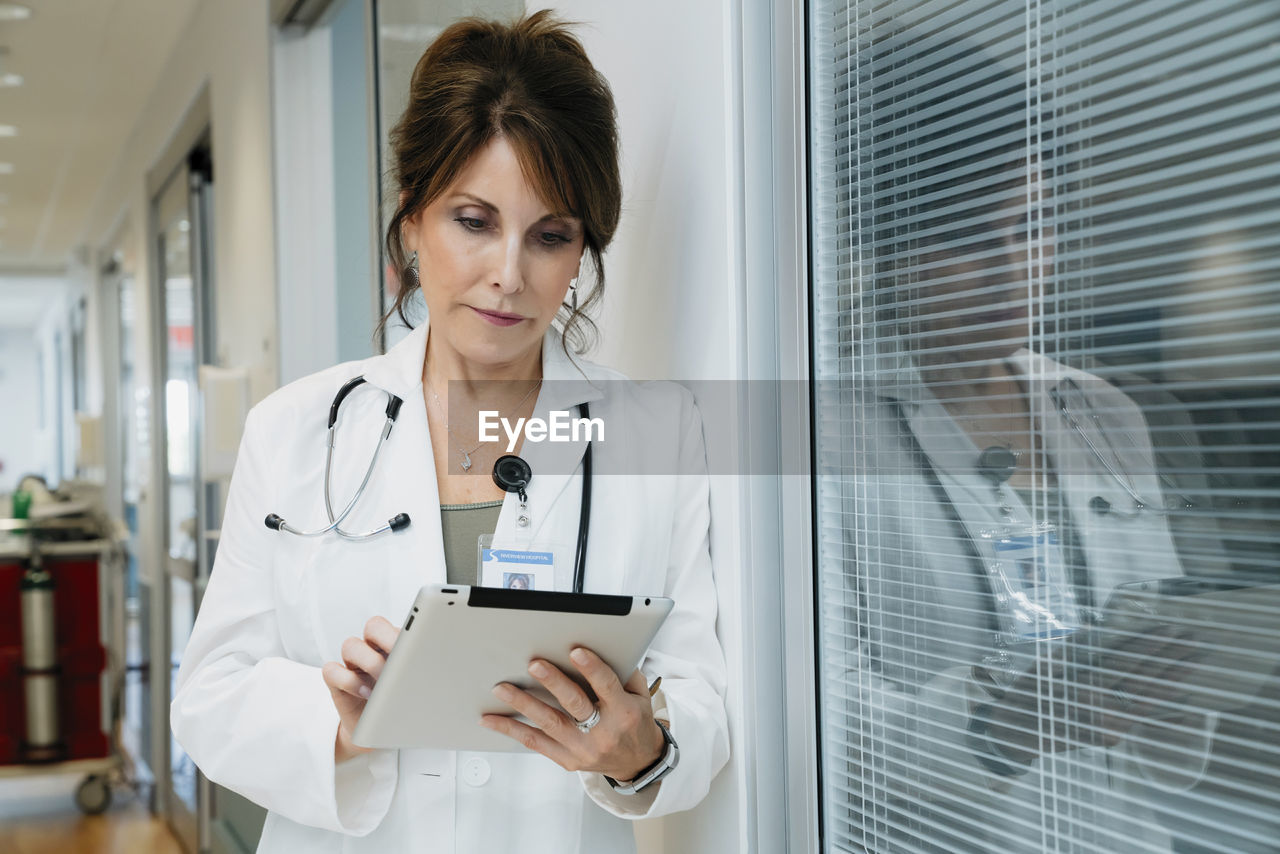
[21,553,61,760]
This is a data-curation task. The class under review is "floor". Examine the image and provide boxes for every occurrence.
[0,774,183,854]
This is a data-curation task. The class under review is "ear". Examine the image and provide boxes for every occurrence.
[398,190,423,253]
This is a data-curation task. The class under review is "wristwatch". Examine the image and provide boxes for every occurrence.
[966,704,1031,778]
[605,720,679,795]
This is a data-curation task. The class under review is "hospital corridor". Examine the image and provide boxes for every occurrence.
[0,0,1277,852]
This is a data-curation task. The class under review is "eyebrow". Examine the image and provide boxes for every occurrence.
[454,192,579,225]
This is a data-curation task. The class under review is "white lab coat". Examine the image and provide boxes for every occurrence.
[171,322,730,854]
[829,350,1216,854]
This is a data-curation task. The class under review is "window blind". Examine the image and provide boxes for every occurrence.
[808,1,1280,852]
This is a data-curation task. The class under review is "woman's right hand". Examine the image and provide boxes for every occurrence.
[975,624,1200,765]
[322,615,401,762]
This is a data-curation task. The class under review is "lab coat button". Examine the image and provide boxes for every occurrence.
[462,758,491,787]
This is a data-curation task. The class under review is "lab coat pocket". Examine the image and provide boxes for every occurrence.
[295,534,410,660]
[271,542,328,664]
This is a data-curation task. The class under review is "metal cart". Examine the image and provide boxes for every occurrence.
[0,517,131,815]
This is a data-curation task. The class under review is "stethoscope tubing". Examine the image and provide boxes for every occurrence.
[267,376,594,591]
[572,403,592,595]
[265,376,411,539]
[1049,377,1173,516]
[321,418,399,540]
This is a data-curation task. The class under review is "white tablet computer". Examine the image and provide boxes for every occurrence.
[1102,576,1280,713]
[352,584,674,752]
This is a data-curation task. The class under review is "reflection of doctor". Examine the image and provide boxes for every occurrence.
[838,181,1216,852]
[170,14,727,854]
[844,353,1219,853]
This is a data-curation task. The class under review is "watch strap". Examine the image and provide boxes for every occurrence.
[605,720,679,795]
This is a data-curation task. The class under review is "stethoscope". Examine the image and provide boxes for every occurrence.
[265,376,594,593]
[896,378,1190,622]
[1046,377,1191,517]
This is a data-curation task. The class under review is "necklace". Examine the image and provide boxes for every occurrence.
[424,375,542,471]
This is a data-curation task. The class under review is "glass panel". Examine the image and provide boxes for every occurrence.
[162,218,198,567]
[120,273,143,601]
[808,1,1280,852]
[157,170,199,814]
[169,572,197,811]
[117,264,151,777]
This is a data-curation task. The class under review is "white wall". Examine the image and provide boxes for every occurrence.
[82,0,278,587]
[530,3,771,852]
[32,289,76,485]
[272,22,340,384]
[86,0,278,409]
[0,328,42,493]
[0,274,70,492]
[78,1,278,818]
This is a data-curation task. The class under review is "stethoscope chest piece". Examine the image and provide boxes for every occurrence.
[493,454,533,527]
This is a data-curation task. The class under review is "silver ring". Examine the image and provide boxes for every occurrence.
[575,706,601,733]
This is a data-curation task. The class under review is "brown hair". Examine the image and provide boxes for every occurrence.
[380,10,621,354]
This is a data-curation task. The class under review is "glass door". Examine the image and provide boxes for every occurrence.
[152,146,215,852]
[106,248,153,789]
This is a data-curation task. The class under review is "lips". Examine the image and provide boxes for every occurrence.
[470,306,526,327]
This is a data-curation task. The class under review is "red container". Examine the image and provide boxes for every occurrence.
[0,552,109,766]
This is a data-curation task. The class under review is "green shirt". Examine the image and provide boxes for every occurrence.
[439,500,503,586]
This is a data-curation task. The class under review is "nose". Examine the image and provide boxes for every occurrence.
[491,233,525,295]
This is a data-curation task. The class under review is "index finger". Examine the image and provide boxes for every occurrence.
[569,647,627,705]
[364,616,401,656]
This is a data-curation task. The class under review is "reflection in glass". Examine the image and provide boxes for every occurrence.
[809,1,1280,852]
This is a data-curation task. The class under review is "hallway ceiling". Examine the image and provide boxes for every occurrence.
[0,0,199,273]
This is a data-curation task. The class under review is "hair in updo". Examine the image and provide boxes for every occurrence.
[380,10,622,354]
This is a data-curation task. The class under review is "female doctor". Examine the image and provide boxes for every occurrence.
[171,13,729,853]
[839,174,1218,852]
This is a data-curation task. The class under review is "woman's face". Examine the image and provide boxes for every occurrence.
[404,137,585,371]
[909,187,1052,363]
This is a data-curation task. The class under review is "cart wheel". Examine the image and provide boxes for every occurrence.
[75,775,112,815]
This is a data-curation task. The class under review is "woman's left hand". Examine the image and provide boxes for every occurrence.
[481,646,665,781]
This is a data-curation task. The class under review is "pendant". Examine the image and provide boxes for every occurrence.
[461,451,473,472]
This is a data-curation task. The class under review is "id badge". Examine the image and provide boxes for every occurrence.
[476,534,564,591]
[990,530,1082,642]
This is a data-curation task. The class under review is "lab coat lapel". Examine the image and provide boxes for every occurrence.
[1009,350,1133,518]
[501,332,605,553]
[360,323,606,589]
[874,355,997,544]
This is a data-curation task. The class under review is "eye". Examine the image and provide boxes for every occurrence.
[455,216,488,231]
[536,231,571,247]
